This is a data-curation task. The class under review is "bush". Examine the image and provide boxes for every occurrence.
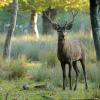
[46,52,58,67]
[31,64,63,87]
[0,56,27,80]
[31,62,99,88]
[38,42,58,67]
[11,41,57,62]
[39,50,58,68]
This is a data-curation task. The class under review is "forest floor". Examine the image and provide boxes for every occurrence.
[0,62,100,100]
[0,34,100,100]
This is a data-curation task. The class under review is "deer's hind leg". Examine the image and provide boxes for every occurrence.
[68,62,72,90]
[80,59,88,89]
[72,61,79,90]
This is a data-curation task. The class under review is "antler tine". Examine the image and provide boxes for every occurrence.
[44,12,56,25]
[64,20,68,27]
[64,11,78,27]
[71,11,78,23]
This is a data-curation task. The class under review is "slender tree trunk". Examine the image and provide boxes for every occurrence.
[42,9,57,34]
[30,10,39,38]
[3,0,18,60]
[90,0,100,61]
[30,10,35,34]
[34,13,39,38]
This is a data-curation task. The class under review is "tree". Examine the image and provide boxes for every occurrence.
[3,0,18,60]
[1,0,90,59]
[18,0,89,36]
[29,9,39,38]
[19,0,40,38]
[0,0,12,7]
[90,0,100,61]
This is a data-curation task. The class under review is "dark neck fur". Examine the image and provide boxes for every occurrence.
[58,33,65,42]
[58,33,65,50]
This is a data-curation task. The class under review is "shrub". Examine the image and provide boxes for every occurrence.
[0,56,27,80]
[31,64,63,87]
[11,41,57,61]
[39,42,58,67]
[9,59,26,80]
[31,62,99,88]
[46,52,58,67]
[39,51,58,68]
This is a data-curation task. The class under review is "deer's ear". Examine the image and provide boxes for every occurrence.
[52,24,60,30]
[65,23,73,30]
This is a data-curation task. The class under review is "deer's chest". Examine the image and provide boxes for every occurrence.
[57,43,70,62]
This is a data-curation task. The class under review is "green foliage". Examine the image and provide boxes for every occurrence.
[0,0,12,8]
[19,0,89,13]
[44,51,58,68]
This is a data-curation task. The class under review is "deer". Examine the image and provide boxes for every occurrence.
[45,12,88,90]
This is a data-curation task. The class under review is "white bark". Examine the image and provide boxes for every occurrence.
[34,13,39,39]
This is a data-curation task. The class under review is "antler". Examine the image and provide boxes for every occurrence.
[64,11,78,28]
[44,12,57,25]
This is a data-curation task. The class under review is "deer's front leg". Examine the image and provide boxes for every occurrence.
[68,62,72,90]
[61,63,66,90]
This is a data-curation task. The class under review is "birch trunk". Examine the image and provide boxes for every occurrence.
[30,10,39,39]
[3,0,18,60]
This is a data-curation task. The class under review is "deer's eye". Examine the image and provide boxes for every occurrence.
[53,24,60,30]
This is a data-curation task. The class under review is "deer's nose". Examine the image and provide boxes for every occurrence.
[58,30,62,33]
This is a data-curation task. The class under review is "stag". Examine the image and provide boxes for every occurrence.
[45,12,88,90]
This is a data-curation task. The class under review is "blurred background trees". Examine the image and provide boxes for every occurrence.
[0,0,100,62]
[0,0,90,35]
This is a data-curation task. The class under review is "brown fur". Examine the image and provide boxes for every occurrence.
[57,35,86,63]
[57,33,88,90]
[44,12,88,90]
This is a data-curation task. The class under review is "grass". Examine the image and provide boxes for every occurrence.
[0,33,100,99]
[0,77,100,100]
[0,56,27,80]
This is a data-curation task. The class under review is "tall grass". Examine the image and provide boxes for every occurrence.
[0,33,95,63]
[0,56,27,80]
[0,33,98,83]
[31,62,99,88]
[31,64,62,87]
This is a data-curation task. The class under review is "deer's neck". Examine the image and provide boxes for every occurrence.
[58,34,65,49]
[58,34,65,43]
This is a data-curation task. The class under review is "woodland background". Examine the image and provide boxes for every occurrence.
[0,0,100,100]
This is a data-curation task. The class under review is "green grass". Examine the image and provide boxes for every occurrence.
[0,33,100,99]
[0,78,100,100]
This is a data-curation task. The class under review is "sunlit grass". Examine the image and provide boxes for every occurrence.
[25,62,42,68]
[11,34,57,43]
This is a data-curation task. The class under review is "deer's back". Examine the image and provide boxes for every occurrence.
[57,39,86,63]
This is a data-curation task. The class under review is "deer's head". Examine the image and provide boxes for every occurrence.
[45,12,78,35]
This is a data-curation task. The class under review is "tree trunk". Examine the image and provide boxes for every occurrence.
[3,0,18,60]
[90,0,100,61]
[30,10,35,34]
[42,9,57,34]
[30,10,39,38]
[34,13,39,38]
